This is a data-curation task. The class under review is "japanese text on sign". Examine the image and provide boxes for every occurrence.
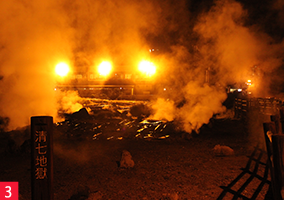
[35,130,48,179]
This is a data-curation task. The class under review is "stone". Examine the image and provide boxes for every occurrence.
[87,191,103,200]
[71,108,90,119]
[213,144,234,156]
[120,150,134,168]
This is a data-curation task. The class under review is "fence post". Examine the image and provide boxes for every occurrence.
[263,122,282,200]
[271,115,281,134]
[280,108,284,134]
[272,134,284,200]
[31,116,54,200]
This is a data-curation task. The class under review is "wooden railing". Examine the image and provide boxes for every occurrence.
[263,109,284,200]
[234,97,283,119]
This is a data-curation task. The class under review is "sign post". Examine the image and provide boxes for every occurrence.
[31,116,53,200]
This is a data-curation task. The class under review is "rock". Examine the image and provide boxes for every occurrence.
[120,150,134,168]
[213,144,234,157]
[129,104,151,118]
[71,108,90,119]
[68,185,90,200]
[163,192,179,200]
[87,191,103,200]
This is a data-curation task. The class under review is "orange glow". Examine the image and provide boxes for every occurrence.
[138,60,156,77]
[246,79,252,86]
[98,61,112,76]
[55,62,70,77]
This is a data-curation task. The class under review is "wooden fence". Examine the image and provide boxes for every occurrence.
[219,98,284,199]
[262,109,284,200]
[234,97,283,119]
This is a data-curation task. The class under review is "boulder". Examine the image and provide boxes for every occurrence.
[87,191,103,200]
[120,150,134,168]
[213,144,234,157]
[68,185,90,200]
[129,104,151,118]
[71,108,90,119]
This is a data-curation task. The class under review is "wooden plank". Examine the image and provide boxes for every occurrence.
[31,116,53,200]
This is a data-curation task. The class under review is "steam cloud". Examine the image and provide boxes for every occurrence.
[149,0,284,132]
[0,0,283,132]
[0,1,72,130]
[0,0,160,130]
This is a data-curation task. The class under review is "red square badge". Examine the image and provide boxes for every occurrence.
[0,182,18,200]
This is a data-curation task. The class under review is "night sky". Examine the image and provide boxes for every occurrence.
[148,0,284,49]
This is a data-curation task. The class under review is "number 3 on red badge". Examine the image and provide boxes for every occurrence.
[0,182,18,199]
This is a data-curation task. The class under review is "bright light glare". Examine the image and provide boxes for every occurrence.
[55,62,70,77]
[138,61,156,76]
[246,79,252,86]
[98,61,112,76]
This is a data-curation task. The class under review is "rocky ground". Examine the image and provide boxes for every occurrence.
[0,101,272,200]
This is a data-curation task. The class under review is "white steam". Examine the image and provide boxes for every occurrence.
[0,0,283,132]
[149,0,284,132]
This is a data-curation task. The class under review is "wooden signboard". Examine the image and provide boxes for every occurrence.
[31,116,53,200]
